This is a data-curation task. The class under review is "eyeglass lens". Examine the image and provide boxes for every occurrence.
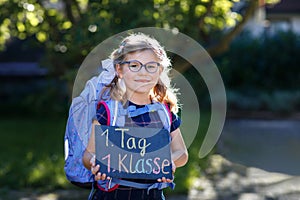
[127,60,159,73]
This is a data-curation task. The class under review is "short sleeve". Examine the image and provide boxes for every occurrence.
[170,112,181,132]
[96,103,108,125]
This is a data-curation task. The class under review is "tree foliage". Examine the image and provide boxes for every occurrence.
[0,0,280,78]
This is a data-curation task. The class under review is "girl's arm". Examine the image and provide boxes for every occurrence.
[82,120,98,169]
[82,120,110,181]
[170,128,188,168]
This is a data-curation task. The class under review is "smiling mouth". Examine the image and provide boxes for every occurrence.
[135,80,151,83]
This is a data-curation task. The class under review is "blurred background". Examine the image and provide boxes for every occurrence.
[0,0,300,199]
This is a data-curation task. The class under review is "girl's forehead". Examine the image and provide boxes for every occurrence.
[125,49,160,62]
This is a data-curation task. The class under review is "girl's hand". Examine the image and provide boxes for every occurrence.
[157,160,176,183]
[157,177,173,183]
[90,154,111,181]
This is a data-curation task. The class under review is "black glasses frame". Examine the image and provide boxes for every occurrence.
[120,60,161,73]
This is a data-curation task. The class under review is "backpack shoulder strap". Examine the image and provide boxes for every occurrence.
[99,100,126,127]
[162,103,172,130]
[155,102,172,132]
[97,101,111,126]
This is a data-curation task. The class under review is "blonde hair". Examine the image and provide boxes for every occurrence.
[101,33,179,113]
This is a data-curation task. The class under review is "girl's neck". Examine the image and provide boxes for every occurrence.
[126,92,151,105]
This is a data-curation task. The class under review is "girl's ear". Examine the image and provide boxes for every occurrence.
[158,65,163,76]
[116,64,123,78]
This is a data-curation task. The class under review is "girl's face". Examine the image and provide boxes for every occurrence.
[117,49,162,97]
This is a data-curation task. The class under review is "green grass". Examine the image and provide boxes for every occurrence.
[0,117,69,190]
[0,113,211,194]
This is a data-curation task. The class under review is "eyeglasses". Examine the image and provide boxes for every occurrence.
[120,60,161,73]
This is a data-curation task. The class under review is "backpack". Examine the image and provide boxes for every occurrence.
[64,59,174,190]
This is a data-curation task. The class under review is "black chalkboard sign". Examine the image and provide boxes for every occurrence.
[95,125,173,180]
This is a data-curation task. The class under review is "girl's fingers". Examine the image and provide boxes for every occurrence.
[157,177,173,183]
[90,154,96,166]
[94,172,100,180]
[94,172,107,181]
[91,155,107,180]
[92,163,110,181]
[91,164,100,175]
[101,173,107,180]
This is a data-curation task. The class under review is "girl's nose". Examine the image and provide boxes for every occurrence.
[137,65,148,74]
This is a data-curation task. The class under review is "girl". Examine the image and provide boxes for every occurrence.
[83,33,188,200]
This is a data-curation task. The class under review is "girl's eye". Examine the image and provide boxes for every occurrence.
[129,64,139,68]
[147,65,156,69]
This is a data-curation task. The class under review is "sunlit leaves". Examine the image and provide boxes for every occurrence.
[26,12,40,26]
[0,0,250,51]
[23,3,35,11]
[213,0,233,13]
[47,8,57,16]
[154,0,165,4]
[0,1,47,45]
[0,0,9,6]
[196,0,242,32]
[17,12,25,21]
[77,0,89,10]
[61,21,72,30]
[18,32,27,40]
[0,0,281,79]
[16,22,26,32]
[153,12,160,19]
[143,9,151,17]
[0,19,11,50]
[227,12,242,26]
[36,31,47,42]
[265,0,281,4]
[99,10,109,18]
[180,0,189,13]
[168,0,175,7]
[195,5,207,17]
[149,0,243,38]
[176,14,183,21]
[102,0,109,5]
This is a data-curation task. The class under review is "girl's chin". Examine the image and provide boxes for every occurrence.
[132,89,152,94]
[129,84,154,92]
[127,87,153,95]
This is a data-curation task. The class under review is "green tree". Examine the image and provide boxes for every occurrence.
[0,0,279,82]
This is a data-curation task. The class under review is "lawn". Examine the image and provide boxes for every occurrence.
[0,117,69,190]
[0,113,210,195]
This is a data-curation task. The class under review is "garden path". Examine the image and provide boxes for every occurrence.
[190,118,300,200]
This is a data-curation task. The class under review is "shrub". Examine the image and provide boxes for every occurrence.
[215,31,300,112]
